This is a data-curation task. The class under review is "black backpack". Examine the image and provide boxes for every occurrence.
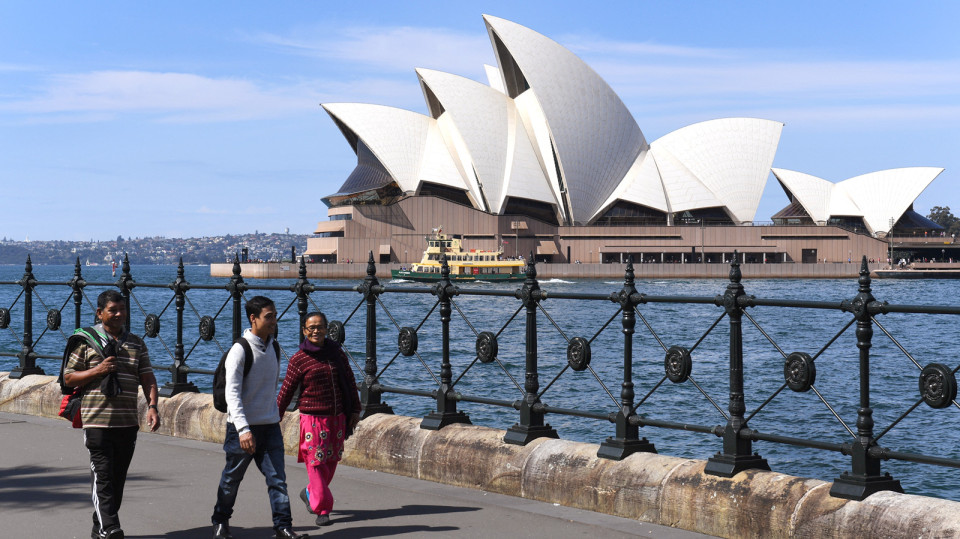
[58,327,110,394]
[212,338,281,413]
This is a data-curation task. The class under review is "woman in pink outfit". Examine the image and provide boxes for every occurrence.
[278,312,360,527]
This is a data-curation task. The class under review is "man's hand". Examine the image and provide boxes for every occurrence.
[146,407,161,431]
[98,356,117,375]
[239,431,256,454]
[348,412,360,434]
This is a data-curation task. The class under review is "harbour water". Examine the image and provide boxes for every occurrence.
[2,263,959,501]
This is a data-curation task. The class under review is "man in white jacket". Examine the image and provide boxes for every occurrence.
[211,296,308,539]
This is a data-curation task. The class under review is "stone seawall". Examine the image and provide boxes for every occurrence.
[210,262,879,280]
[3,372,957,538]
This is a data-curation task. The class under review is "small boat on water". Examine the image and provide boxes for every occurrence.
[392,229,527,282]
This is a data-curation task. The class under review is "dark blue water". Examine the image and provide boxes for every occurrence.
[2,264,959,501]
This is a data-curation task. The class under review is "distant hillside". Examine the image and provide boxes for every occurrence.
[0,233,310,265]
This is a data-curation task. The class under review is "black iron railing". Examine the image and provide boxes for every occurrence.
[2,252,959,502]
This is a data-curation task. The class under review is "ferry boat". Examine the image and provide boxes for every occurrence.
[392,230,527,282]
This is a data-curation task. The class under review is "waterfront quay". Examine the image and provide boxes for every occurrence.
[211,260,886,280]
[1,411,702,538]
[3,254,960,537]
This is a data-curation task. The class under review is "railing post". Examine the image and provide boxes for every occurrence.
[294,257,313,344]
[705,251,769,476]
[504,254,558,445]
[226,255,245,342]
[830,256,902,500]
[115,254,133,333]
[70,257,85,329]
[422,255,471,430]
[159,258,198,396]
[10,256,42,378]
[358,251,392,418]
[284,258,314,411]
[599,256,656,459]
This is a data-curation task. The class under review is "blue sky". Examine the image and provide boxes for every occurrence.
[2,1,958,241]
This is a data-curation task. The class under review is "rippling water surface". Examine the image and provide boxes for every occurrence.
[2,264,959,501]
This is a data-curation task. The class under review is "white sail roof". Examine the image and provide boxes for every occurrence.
[483,14,647,225]
[416,68,555,214]
[840,168,943,234]
[773,167,943,234]
[650,118,783,223]
[322,103,466,195]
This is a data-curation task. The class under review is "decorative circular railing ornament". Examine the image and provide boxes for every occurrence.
[46,309,61,331]
[919,363,957,409]
[328,321,345,344]
[567,337,592,372]
[664,346,692,384]
[398,327,418,356]
[784,352,816,392]
[0,307,9,329]
[198,316,216,341]
[476,331,498,363]
[144,314,160,338]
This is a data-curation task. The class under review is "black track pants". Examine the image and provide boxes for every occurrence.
[84,426,138,534]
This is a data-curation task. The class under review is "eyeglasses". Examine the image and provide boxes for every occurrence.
[304,325,327,333]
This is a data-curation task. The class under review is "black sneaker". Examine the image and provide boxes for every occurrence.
[315,513,332,527]
[93,527,124,539]
[273,528,309,539]
[212,521,233,539]
[299,487,315,514]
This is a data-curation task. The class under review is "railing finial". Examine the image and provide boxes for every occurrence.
[366,250,376,277]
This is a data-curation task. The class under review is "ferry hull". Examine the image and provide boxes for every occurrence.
[391,270,525,282]
[872,269,960,279]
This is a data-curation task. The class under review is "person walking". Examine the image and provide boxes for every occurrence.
[277,312,360,527]
[63,290,161,539]
[211,296,308,539]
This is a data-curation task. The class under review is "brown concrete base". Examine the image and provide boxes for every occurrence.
[4,372,959,538]
[210,262,879,280]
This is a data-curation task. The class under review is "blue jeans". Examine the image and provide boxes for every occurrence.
[212,422,292,530]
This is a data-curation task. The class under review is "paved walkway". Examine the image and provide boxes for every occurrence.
[1,412,714,538]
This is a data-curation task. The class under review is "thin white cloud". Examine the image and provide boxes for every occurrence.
[0,62,38,72]
[257,23,960,123]
[4,22,957,132]
[3,71,321,122]
[593,59,960,100]
[255,25,493,78]
[560,35,738,60]
[2,70,428,123]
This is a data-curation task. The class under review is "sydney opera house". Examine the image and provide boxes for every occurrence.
[306,15,944,268]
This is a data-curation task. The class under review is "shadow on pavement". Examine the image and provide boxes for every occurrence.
[332,504,481,523]
[0,465,153,509]
[140,524,459,539]
[311,524,460,537]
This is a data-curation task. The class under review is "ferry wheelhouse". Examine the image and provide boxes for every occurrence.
[391,231,526,282]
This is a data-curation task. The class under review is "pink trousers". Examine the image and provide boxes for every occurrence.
[299,413,346,515]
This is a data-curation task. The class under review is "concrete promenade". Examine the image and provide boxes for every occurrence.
[0,411,711,538]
